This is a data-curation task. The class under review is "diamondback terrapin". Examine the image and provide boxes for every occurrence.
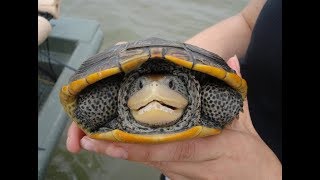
[60,37,247,143]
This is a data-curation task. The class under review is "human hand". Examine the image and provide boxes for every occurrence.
[66,55,282,180]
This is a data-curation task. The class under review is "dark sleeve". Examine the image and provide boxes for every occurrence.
[241,0,282,162]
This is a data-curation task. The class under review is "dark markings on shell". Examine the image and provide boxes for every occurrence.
[69,37,234,83]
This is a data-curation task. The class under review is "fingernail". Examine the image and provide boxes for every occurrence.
[229,54,238,62]
[227,54,236,62]
[66,136,71,151]
[105,146,128,159]
[80,136,95,151]
[66,136,72,149]
[234,55,241,70]
[66,136,70,144]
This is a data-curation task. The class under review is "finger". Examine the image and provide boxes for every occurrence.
[66,122,86,153]
[79,133,233,162]
[227,55,241,77]
[80,136,129,159]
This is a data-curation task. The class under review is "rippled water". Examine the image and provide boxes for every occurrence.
[45,0,248,179]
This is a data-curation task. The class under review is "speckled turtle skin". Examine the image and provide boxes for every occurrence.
[59,37,247,143]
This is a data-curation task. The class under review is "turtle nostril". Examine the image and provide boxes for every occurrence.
[151,82,158,87]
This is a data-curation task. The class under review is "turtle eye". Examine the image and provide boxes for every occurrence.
[169,80,174,89]
[139,80,143,89]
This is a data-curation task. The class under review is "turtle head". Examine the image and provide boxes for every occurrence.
[127,74,188,127]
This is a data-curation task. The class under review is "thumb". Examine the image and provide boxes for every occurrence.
[225,56,260,136]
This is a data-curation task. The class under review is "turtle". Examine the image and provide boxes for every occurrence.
[59,37,247,143]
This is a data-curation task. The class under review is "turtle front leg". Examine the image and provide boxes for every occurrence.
[200,79,243,129]
[74,75,122,132]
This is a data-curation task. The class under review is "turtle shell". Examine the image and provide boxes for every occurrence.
[60,37,247,143]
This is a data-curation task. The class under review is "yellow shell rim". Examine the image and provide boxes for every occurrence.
[88,126,221,143]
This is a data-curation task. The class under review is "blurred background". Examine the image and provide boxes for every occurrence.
[39,0,248,179]
[60,0,249,51]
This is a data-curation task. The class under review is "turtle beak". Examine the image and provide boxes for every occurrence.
[128,79,188,126]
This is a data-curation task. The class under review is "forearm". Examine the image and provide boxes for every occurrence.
[185,0,266,61]
[185,14,251,60]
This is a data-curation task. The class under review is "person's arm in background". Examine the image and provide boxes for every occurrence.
[186,0,266,60]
